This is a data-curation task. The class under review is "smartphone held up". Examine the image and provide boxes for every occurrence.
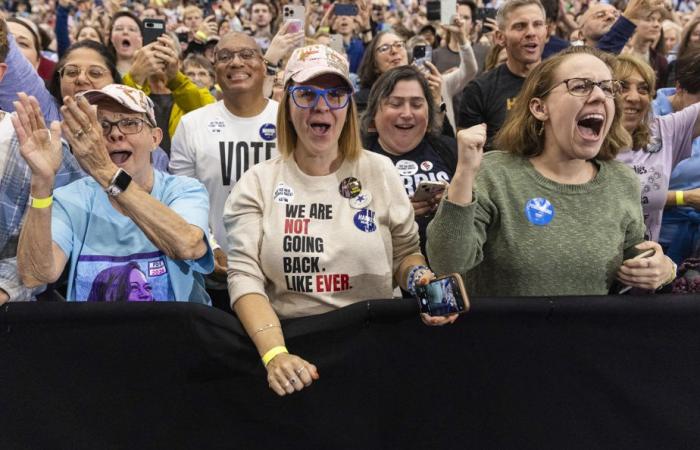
[415,274,470,317]
[283,4,305,34]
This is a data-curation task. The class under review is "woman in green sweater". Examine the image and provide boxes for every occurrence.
[427,46,676,296]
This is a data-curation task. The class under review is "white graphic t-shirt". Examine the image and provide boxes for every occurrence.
[170,100,279,252]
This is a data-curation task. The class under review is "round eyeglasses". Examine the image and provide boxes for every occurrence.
[58,65,110,81]
[288,86,352,110]
[376,41,405,54]
[214,48,261,65]
[542,78,619,99]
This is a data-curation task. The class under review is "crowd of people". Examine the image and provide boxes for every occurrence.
[2,0,700,395]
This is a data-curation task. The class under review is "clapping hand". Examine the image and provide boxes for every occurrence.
[60,95,117,186]
[11,93,63,186]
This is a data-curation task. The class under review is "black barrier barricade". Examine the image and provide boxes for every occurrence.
[2,296,700,450]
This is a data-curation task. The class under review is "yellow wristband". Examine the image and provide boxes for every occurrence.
[195,31,208,42]
[30,195,53,209]
[262,346,288,367]
[676,190,685,206]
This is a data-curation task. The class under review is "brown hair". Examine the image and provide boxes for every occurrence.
[484,43,505,72]
[495,45,631,160]
[0,18,8,63]
[614,54,655,150]
[277,81,362,161]
[678,18,700,61]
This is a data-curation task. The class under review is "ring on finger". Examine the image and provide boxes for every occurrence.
[74,129,85,138]
[289,378,298,384]
[295,367,305,375]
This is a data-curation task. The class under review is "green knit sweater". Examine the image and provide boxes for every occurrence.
[426,151,645,297]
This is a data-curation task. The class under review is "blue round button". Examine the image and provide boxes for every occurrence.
[353,208,377,233]
[525,197,554,226]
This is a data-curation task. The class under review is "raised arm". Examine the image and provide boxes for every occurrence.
[0,32,60,122]
[12,94,69,287]
[427,124,487,277]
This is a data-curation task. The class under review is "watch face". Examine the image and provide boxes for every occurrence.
[106,185,123,197]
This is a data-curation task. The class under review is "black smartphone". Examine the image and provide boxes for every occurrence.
[334,3,359,16]
[415,274,470,317]
[477,7,497,21]
[426,0,441,21]
[142,18,166,46]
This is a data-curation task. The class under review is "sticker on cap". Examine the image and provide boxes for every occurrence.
[396,160,418,176]
[273,182,294,204]
[525,197,554,226]
[207,118,226,134]
[259,123,277,141]
[339,177,362,198]
[420,161,433,171]
[349,191,372,209]
[353,208,377,233]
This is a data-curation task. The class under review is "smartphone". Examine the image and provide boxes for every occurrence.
[477,7,497,21]
[329,33,344,54]
[415,274,470,317]
[426,0,441,21]
[412,44,432,71]
[283,4,305,34]
[142,19,166,46]
[412,180,446,202]
[617,248,656,294]
[334,3,359,16]
[199,0,214,18]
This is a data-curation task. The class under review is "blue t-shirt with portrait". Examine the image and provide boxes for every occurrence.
[52,169,214,303]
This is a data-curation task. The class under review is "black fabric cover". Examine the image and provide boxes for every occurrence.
[2,295,700,450]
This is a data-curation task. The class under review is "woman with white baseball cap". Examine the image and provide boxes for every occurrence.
[223,45,457,397]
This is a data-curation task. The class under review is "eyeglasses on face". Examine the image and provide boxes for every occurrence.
[543,78,619,98]
[99,117,150,136]
[376,41,405,54]
[214,48,261,65]
[58,65,110,81]
[288,86,352,110]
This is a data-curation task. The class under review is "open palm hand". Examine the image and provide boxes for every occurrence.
[10,93,63,182]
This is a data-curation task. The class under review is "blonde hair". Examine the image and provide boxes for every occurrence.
[183,5,203,19]
[277,81,362,161]
[496,46,631,160]
[614,54,655,150]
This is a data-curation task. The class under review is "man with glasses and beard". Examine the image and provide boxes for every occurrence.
[170,32,279,310]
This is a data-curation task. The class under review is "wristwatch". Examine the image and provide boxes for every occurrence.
[263,58,280,76]
[105,168,132,197]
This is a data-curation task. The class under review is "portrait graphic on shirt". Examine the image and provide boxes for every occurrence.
[75,251,174,301]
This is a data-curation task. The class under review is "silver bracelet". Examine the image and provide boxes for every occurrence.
[254,323,281,334]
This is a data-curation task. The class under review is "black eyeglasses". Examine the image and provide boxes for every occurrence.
[288,86,352,110]
[100,117,150,136]
[58,65,110,81]
[214,48,261,65]
[376,41,405,54]
[542,78,619,98]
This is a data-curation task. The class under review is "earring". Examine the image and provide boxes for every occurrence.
[537,121,544,136]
